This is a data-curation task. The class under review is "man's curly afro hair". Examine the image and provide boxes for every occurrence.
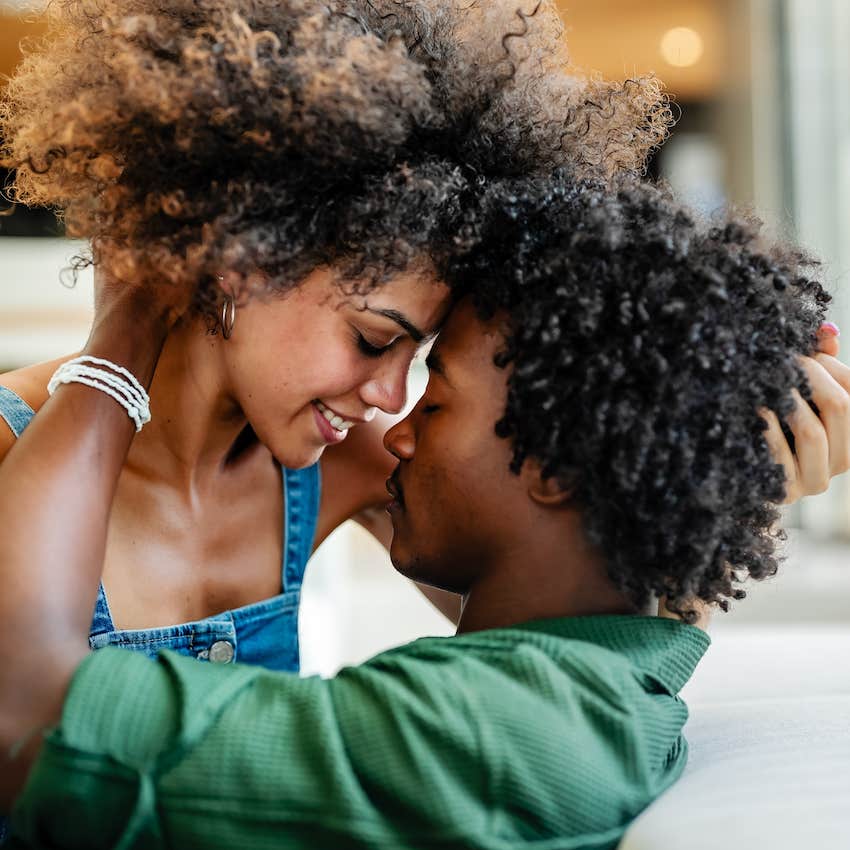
[1,0,671,318]
[447,172,830,621]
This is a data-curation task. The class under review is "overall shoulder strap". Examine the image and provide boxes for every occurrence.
[0,385,36,438]
[281,462,322,592]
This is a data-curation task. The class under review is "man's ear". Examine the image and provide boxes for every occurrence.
[521,459,573,507]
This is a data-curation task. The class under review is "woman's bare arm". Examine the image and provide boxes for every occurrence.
[0,286,172,809]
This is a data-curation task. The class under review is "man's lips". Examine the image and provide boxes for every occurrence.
[386,473,405,511]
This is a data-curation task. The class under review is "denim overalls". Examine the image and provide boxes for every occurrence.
[0,386,320,672]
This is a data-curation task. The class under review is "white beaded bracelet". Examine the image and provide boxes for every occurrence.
[66,355,149,401]
[48,358,150,413]
[48,356,151,432]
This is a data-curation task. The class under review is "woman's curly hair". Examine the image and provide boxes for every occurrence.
[0,0,672,317]
[447,172,830,621]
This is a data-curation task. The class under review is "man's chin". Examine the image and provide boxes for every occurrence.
[389,548,457,593]
[388,535,423,581]
[388,526,460,591]
[388,535,411,575]
[387,510,412,563]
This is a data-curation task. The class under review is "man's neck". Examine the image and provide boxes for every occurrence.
[454,521,637,635]
[456,578,636,634]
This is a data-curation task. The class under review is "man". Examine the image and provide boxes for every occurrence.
[2,174,848,848]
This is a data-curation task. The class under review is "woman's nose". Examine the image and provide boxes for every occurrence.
[360,360,409,415]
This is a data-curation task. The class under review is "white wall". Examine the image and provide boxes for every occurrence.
[0,237,93,367]
[778,0,850,537]
[299,523,455,677]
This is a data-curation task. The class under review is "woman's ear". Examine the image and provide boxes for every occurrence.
[521,459,574,507]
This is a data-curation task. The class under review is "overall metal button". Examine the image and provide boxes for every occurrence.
[208,640,234,664]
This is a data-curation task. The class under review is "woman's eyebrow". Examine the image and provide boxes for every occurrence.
[365,308,426,342]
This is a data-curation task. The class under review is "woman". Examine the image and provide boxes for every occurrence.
[0,0,676,670]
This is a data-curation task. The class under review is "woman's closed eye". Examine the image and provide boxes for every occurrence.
[356,332,396,358]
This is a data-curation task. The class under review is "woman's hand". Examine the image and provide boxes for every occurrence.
[658,323,849,630]
[90,263,196,345]
[762,323,850,504]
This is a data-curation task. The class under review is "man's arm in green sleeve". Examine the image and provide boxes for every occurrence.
[11,642,488,850]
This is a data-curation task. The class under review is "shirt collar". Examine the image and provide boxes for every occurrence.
[503,614,711,695]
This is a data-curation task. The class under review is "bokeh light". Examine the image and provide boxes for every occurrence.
[660,26,704,68]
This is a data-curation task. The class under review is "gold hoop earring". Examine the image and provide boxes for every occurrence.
[221,297,236,340]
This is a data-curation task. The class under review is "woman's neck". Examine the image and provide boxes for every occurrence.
[124,319,254,495]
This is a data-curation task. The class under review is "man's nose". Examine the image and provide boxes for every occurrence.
[384,414,415,460]
[360,360,409,415]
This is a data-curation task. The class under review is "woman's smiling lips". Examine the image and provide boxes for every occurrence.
[311,401,351,445]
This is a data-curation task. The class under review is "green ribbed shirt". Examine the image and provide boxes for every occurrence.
[9,615,708,850]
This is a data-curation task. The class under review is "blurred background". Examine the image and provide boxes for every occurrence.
[1,0,848,682]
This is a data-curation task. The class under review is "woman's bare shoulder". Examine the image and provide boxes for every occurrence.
[0,355,77,459]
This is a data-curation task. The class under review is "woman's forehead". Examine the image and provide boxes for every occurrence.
[358,275,453,335]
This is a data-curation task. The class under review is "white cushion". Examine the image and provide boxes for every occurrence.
[620,695,850,849]
[620,623,850,850]
[681,625,850,704]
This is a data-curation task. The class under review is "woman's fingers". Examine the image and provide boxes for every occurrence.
[761,408,801,503]
[760,323,843,505]
[93,265,197,333]
[785,386,830,496]
[816,322,841,358]
[804,354,850,475]
[762,352,850,504]
[813,350,850,393]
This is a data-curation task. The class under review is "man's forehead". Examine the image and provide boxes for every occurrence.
[430,302,508,383]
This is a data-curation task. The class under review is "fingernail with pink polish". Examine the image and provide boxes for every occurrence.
[819,321,841,338]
